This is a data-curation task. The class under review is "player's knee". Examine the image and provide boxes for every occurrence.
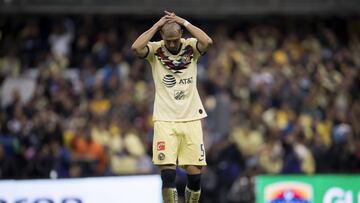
[187,173,201,191]
[185,165,202,174]
[161,169,176,189]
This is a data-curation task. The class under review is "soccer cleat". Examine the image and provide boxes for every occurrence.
[185,187,201,203]
[162,188,178,203]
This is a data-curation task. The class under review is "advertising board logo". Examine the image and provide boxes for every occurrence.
[0,197,83,203]
[264,182,313,203]
[323,187,358,203]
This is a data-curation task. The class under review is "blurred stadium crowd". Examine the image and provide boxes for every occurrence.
[0,15,359,202]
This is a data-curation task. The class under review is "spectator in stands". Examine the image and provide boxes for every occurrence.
[70,126,107,176]
[0,145,17,179]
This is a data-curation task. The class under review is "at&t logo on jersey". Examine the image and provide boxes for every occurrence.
[163,75,176,88]
[264,182,313,203]
[163,75,193,89]
[179,77,192,85]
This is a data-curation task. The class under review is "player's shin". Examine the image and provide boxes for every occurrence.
[161,169,178,203]
[162,188,179,203]
[185,186,201,203]
[185,173,201,203]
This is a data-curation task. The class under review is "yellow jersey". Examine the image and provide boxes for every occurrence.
[145,38,207,121]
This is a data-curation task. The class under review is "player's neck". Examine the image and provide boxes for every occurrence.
[165,43,183,55]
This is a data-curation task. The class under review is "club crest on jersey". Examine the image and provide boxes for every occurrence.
[155,45,194,74]
[174,90,185,100]
[158,153,165,161]
[157,141,165,151]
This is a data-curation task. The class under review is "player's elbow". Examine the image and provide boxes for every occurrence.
[205,37,213,48]
[131,44,139,54]
[131,45,143,57]
[131,44,148,58]
[203,37,213,48]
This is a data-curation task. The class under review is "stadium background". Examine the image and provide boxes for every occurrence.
[0,0,359,202]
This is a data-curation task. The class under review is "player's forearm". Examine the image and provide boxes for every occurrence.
[184,23,213,49]
[131,25,158,52]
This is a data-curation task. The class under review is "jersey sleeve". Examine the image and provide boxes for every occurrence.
[187,38,202,61]
[145,41,156,62]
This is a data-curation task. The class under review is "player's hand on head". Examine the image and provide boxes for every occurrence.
[164,10,175,17]
[164,10,186,25]
[155,16,169,30]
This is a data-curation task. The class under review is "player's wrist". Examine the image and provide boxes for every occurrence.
[183,20,190,27]
[153,24,161,31]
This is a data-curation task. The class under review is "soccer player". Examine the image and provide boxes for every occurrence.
[131,11,213,203]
